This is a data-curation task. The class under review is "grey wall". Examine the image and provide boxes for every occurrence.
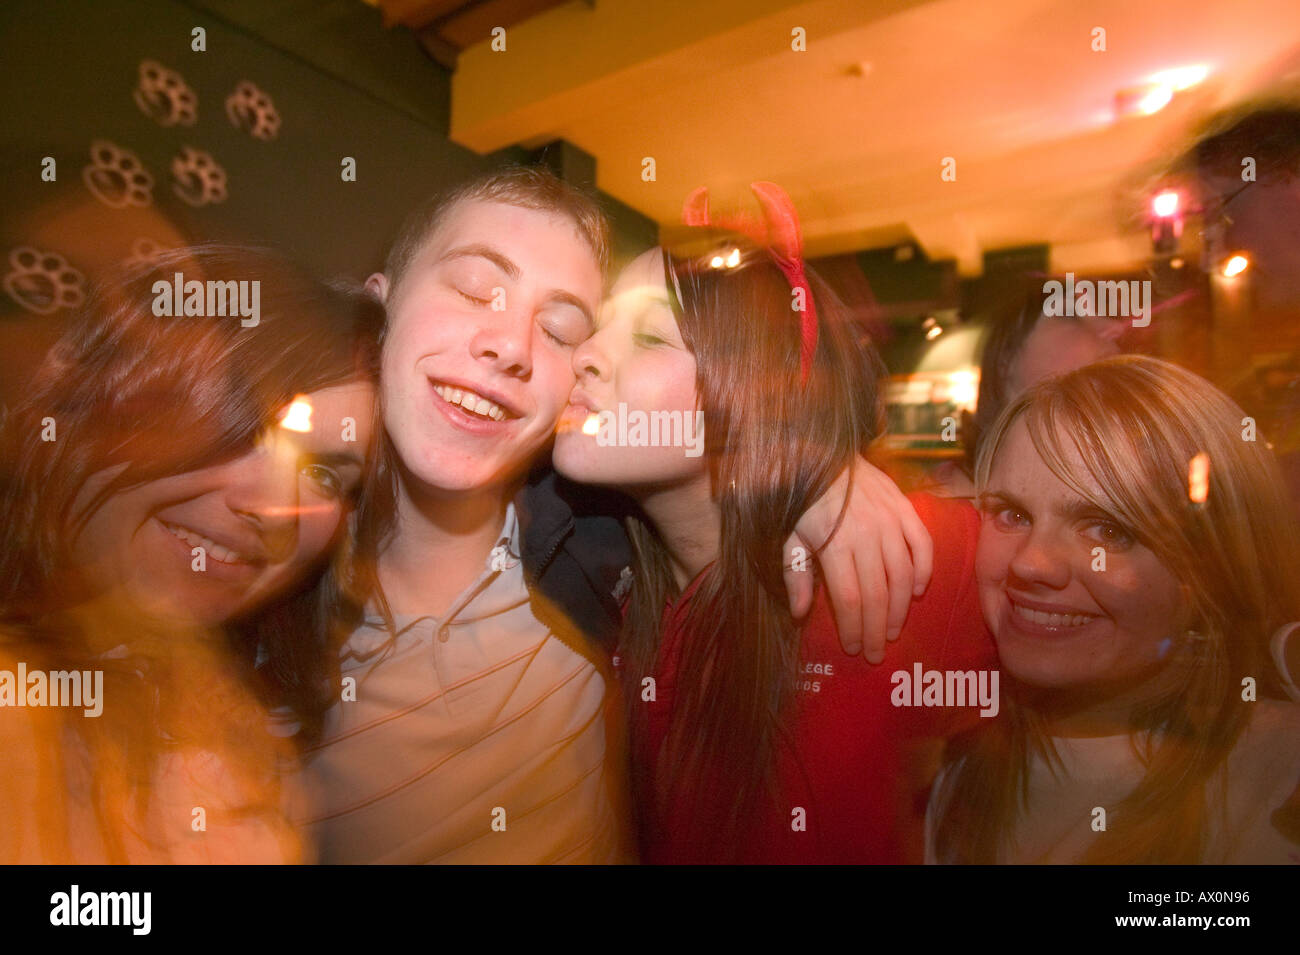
[0,0,656,281]
[0,0,657,402]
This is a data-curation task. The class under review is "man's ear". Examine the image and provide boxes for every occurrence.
[365,272,389,303]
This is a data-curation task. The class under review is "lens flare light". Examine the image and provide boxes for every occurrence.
[1188,451,1210,505]
[1152,191,1180,218]
[279,396,313,433]
[1221,254,1249,278]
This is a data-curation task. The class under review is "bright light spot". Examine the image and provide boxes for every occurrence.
[1221,254,1249,278]
[725,248,741,268]
[1170,257,1185,269]
[581,413,600,436]
[1152,191,1180,218]
[1138,83,1174,115]
[279,396,313,433]
[1149,65,1208,91]
[1188,451,1210,504]
[709,255,725,269]
[948,369,978,410]
[925,325,944,341]
[259,504,335,518]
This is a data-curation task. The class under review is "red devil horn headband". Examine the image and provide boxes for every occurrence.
[681,182,818,385]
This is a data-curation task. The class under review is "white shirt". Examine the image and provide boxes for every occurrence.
[296,504,629,863]
[926,701,1300,864]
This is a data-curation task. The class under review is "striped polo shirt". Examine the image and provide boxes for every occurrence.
[296,504,630,863]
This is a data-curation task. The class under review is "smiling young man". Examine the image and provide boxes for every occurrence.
[298,167,936,864]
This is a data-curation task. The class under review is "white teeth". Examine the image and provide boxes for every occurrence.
[161,521,251,565]
[1013,604,1093,627]
[433,384,507,422]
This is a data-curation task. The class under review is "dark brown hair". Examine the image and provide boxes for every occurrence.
[0,244,381,619]
[963,282,1050,472]
[619,232,886,857]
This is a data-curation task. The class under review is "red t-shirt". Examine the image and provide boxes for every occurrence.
[624,493,998,864]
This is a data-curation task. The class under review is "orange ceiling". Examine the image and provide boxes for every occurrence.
[433,0,1300,275]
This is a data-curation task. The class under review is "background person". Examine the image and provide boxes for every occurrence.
[928,283,1124,500]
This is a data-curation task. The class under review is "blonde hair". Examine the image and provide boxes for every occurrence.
[933,355,1300,863]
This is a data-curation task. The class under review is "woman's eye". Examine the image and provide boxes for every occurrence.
[1084,521,1134,549]
[301,462,344,498]
[633,332,666,347]
[990,507,1029,530]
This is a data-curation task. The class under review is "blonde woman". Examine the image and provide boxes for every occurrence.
[928,355,1300,864]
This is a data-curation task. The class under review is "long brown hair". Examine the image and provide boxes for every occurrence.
[0,244,381,858]
[931,355,1300,863]
[618,233,886,855]
[0,245,380,618]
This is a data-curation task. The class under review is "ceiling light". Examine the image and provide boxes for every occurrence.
[1152,191,1180,218]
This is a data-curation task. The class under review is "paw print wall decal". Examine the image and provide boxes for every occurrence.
[171,147,228,206]
[134,60,198,127]
[226,81,280,140]
[82,140,154,209]
[4,247,86,315]
[122,237,171,271]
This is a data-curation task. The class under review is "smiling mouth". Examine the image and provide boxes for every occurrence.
[160,520,258,566]
[431,382,513,422]
[1010,600,1098,629]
